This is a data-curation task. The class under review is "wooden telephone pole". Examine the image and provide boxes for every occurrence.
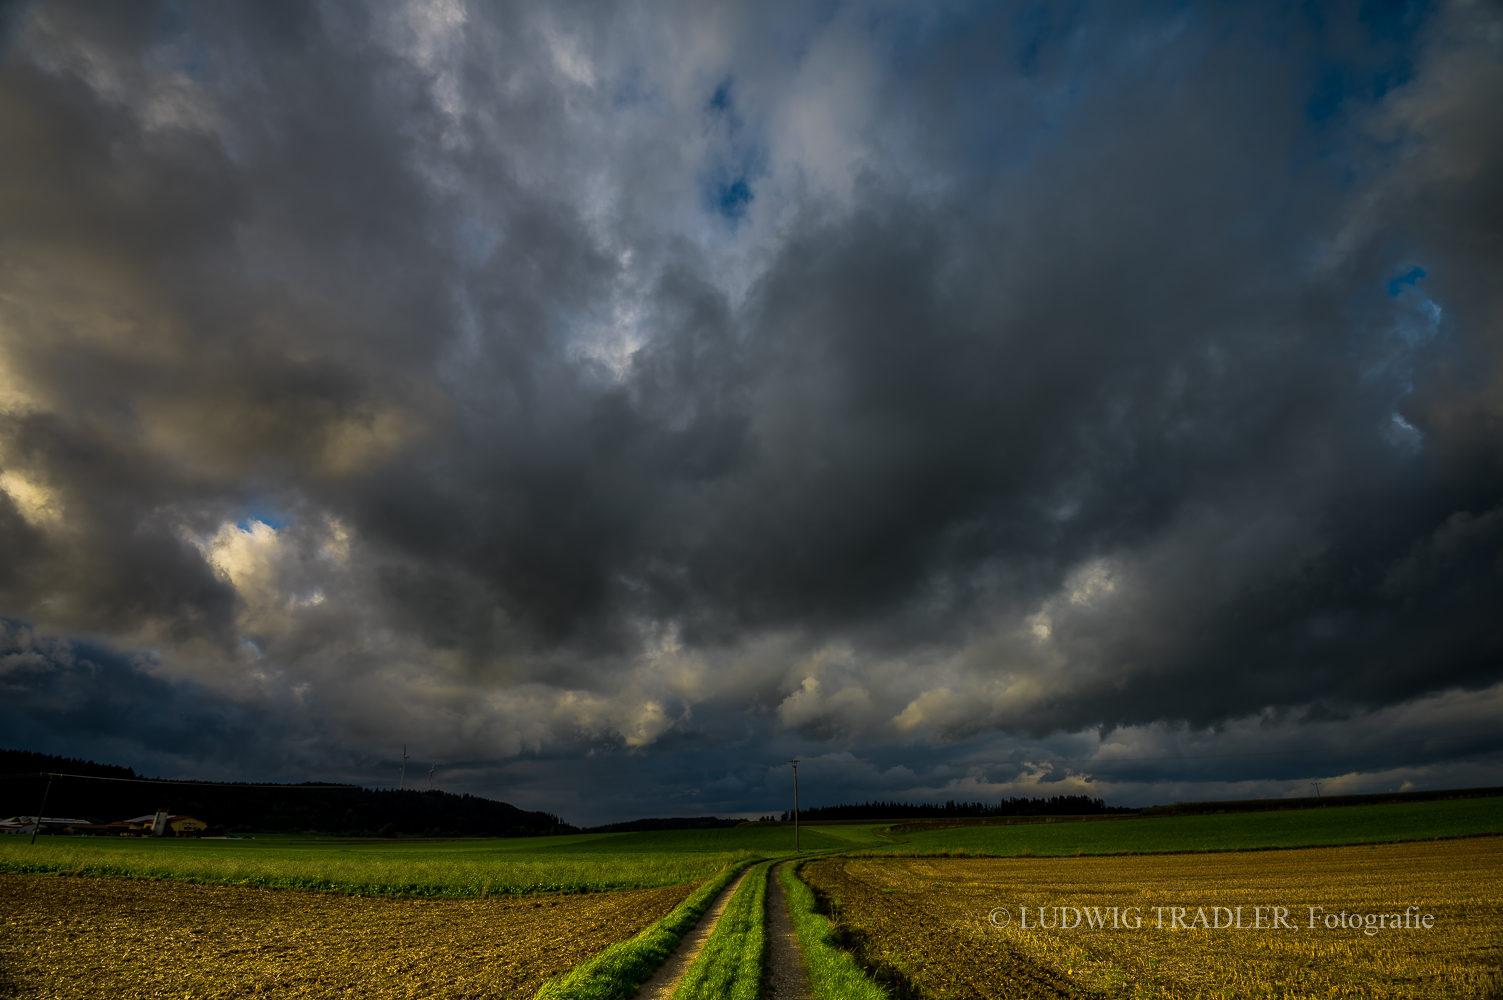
[29,774,55,846]
[788,759,800,853]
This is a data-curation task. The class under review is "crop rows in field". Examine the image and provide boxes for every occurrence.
[0,871,696,999]
[807,836,1503,999]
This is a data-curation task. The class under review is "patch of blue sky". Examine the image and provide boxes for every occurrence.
[697,77,767,226]
[1344,259,1443,393]
[1387,265,1426,297]
[237,503,288,531]
[1384,267,1441,350]
[1301,0,1432,127]
[714,178,754,221]
[707,79,733,116]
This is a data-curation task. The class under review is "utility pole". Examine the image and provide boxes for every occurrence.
[1311,781,1322,798]
[399,744,409,790]
[788,759,800,853]
[29,774,55,846]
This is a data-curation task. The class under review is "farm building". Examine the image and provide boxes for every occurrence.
[105,809,208,837]
[0,816,93,835]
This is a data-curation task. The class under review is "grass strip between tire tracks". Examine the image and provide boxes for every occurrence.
[533,859,754,1000]
[781,859,890,1000]
[669,859,771,999]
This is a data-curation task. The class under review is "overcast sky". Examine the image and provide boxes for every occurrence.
[2,0,1500,825]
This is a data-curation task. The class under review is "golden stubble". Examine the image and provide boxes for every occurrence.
[813,837,1503,999]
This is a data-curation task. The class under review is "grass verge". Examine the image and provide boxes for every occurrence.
[534,859,753,1000]
[671,860,770,999]
[781,860,890,1000]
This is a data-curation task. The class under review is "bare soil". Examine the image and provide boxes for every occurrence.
[0,872,695,999]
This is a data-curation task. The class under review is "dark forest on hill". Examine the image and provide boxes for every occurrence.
[0,748,572,837]
[783,795,1136,822]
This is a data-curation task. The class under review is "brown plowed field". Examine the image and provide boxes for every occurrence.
[0,872,695,999]
[805,837,1503,999]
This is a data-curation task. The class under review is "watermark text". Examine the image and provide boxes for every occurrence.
[987,904,1435,935]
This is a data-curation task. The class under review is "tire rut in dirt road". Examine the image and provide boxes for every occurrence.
[632,865,753,999]
[764,862,813,1000]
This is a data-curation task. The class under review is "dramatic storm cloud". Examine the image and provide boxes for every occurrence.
[2,0,1500,822]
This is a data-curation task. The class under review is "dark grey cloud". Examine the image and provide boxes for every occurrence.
[0,619,276,773]
[1,0,1499,822]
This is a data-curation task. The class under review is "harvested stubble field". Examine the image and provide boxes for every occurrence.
[0,870,696,999]
[806,836,1503,999]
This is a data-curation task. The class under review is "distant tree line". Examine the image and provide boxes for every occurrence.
[782,795,1135,822]
[1,748,573,837]
[584,816,743,833]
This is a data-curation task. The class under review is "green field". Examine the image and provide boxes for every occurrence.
[801,824,895,846]
[0,826,827,897]
[536,826,849,854]
[5,798,1498,902]
[857,795,1503,856]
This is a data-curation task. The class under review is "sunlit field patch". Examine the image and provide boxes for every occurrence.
[807,836,1503,998]
[0,826,837,897]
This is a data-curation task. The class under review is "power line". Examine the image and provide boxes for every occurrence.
[0,772,368,788]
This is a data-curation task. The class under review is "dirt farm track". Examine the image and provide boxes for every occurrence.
[0,873,693,999]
